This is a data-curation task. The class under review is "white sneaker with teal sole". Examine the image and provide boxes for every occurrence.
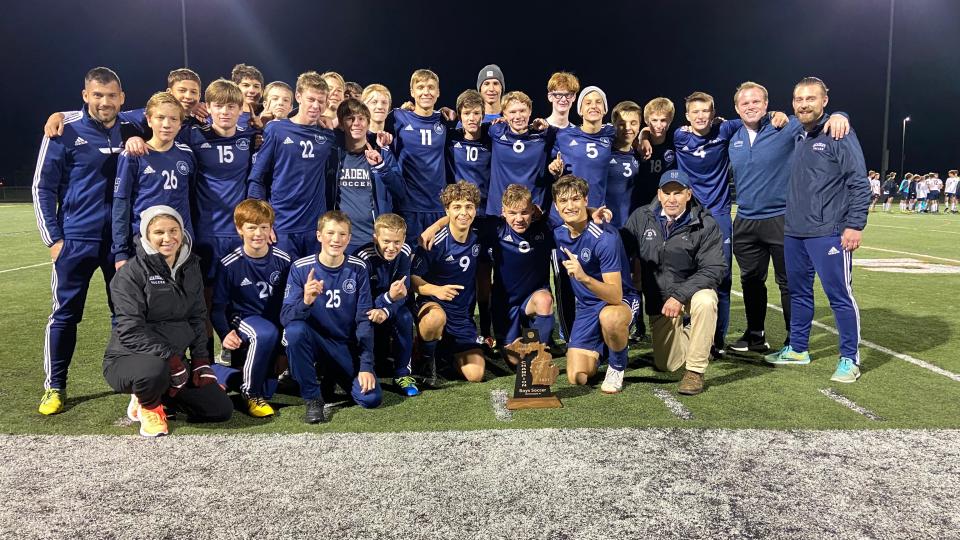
[764,345,811,365]
[830,357,861,383]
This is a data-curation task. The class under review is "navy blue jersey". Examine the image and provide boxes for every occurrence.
[632,131,676,212]
[554,124,617,207]
[33,108,134,246]
[353,241,413,319]
[411,226,480,316]
[248,119,337,233]
[487,122,557,214]
[385,109,449,213]
[336,152,377,247]
[184,124,256,238]
[447,128,492,212]
[281,254,375,371]
[211,245,291,337]
[674,120,741,213]
[124,107,199,143]
[483,112,502,123]
[605,150,640,228]
[553,221,638,310]
[112,142,197,260]
[478,216,554,306]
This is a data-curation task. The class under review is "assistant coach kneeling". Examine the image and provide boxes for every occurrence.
[622,170,726,395]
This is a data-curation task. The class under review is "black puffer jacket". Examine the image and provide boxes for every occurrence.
[621,200,727,316]
[104,209,208,368]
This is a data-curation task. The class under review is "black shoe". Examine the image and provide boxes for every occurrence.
[710,345,726,360]
[729,331,770,353]
[304,397,326,424]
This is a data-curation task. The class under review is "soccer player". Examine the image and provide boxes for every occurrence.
[552,176,641,394]
[881,172,898,212]
[211,199,290,417]
[545,71,580,129]
[354,213,418,396]
[621,170,726,395]
[230,63,264,127]
[477,64,504,121]
[929,172,943,213]
[260,81,294,122]
[549,86,616,208]
[945,170,959,213]
[320,71,346,128]
[915,174,929,213]
[447,90,492,215]
[32,66,136,415]
[766,77,870,383]
[344,81,363,101]
[632,98,677,213]
[282,211,382,424]
[412,181,486,383]
[487,91,557,214]
[384,69,450,245]
[182,79,255,284]
[330,98,405,254]
[606,101,642,228]
[247,71,336,260]
[898,173,912,212]
[112,92,197,267]
[361,84,392,133]
[869,171,881,212]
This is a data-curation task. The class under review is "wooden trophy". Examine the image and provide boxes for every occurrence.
[503,329,562,410]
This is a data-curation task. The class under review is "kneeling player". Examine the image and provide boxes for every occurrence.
[553,176,641,393]
[354,214,418,396]
[412,181,486,383]
[281,211,382,423]
[211,199,290,417]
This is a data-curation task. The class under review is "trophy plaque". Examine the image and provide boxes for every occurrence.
[503,329,562,410]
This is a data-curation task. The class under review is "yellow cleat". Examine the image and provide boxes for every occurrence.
[246,396,275,418]
[138,404,169,437]
[38,389,65,415]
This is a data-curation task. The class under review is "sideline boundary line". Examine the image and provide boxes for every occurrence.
[652,388,693,420]
[731,290,960,382]
[858,245,960,264]
[819,388,883,420]
[0,261,51,274]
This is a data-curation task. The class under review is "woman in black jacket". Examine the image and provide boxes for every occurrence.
[104,205,232,437]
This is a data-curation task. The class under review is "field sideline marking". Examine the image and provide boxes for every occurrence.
[858,245,960,264]
[0,261,51,274]
[731,290,960,382]
[652,388,693,420]
[819,388,883,420]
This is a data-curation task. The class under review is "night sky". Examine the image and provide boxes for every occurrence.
[2,0,958,187]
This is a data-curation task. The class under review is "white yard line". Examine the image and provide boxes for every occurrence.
[731,290,960,382]
[652,388,694,420]
[857,245,960,264]
[819,388,883,421]
[0,261,51,274]
[489,389,512,421]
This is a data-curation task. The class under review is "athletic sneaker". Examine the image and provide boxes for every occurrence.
[600,367,624,394]
[830,357,861,383]
[138,404,169,437]
[38,388,65,415]
[394,376,420,397]
[304,397,326,424]
[729,331,770,353]
[126,394,139,422]
[764,345,812,365]
[245,395,275,417]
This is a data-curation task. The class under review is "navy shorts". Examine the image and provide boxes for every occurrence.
[491,287,549,345]
[566,293,641,352]
[417,299,482,355]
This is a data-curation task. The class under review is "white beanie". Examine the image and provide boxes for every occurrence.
[577,85,608,115]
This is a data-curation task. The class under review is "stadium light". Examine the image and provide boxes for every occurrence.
[900,116,910,177]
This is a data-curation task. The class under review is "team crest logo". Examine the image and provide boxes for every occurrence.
[343,279,357,294]
[600,137,610,146]
[664,150,675,164]
[580,248,591,262]
[315,134,327,144]
[433,122,444,135]
[236,138,250,151]
[643,228,657,240]
[472,245,480,257]
[176,161,190,175]
[269,270,281,284]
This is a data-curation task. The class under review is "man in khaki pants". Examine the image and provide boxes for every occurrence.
[621,170,727,394]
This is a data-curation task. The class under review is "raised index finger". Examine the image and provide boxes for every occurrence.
[307,268,315,282]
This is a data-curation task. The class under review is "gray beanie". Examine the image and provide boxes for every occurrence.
[477,64,504,91]
[577,85,608,115]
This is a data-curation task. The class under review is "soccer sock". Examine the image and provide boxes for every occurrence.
[607,345,628,371]
[420,339,438,363]
[531,314,554,344]
[478,298,492,339]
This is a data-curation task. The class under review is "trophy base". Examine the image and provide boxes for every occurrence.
[506,396,563,410]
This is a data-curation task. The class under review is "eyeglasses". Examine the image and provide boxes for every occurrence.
[548,92,575,102]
